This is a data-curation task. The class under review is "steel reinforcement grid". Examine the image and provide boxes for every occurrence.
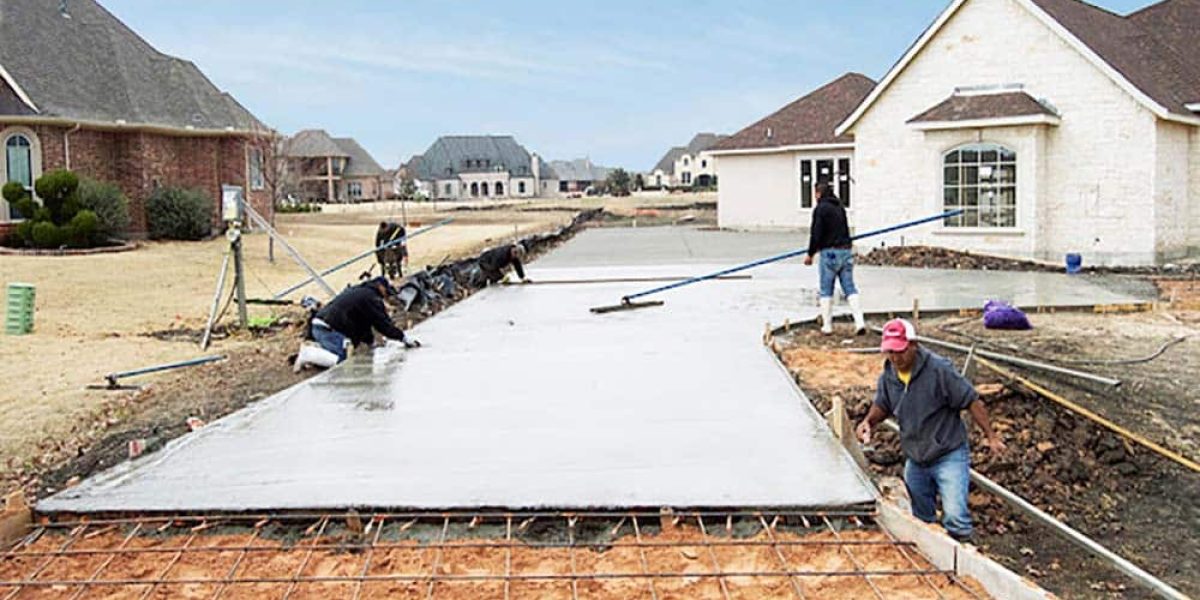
[1,509,986,599]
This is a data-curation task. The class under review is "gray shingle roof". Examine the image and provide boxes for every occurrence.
[549,158,612,182]
[685,133,727,154]
[652,147,686,174]
[285,130,348,158]
[0,0,262,132]
[334,138,385,177]
[405,135,549,180]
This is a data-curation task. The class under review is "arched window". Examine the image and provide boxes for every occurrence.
[518,181,526,194]
[495,182,505,196]
[5,134,33,188]
[682,157,690,166]
[481,182,489,196]
[470,182,479,197]
[943,143,1016,228]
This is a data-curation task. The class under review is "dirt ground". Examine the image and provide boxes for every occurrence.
[776,307,1200,599]
[0,516,987,599]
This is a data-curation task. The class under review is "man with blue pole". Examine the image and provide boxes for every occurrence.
[803,181,865,336]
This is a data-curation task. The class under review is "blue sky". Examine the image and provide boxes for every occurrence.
[105,0,1150,171]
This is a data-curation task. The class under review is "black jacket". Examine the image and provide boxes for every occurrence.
[315,284,407,347]
[807,194,851,256]
[375,223,407,260]
[479,245,524,279]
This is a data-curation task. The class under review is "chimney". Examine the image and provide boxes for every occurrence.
[531,152,541,184]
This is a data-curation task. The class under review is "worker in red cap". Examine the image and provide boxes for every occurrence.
[856,318,1005,543]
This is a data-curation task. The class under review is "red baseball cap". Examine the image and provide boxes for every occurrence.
[881,318,916,352]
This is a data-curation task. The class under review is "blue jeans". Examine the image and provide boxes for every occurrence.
[818,248,858,298]
[904,443,973,538]
[311,323,348,363]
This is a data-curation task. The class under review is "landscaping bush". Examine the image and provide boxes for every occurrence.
[67,210,100,247]
[276,202,321,214]
[13,220,34,246]
[30,221,65,249]
[146,186,212,240]
[76,178,130,240]
[33,169,80,224]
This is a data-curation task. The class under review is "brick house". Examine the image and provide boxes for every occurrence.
[283,130,387,203]
[0,0,273,238]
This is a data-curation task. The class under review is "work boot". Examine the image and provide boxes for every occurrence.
[847,294,867,336]
[819,298,834,335]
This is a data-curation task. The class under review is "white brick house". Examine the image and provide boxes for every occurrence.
[838,0,1200,266]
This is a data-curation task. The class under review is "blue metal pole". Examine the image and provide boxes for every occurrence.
[106,355,227,386]
[273,218,454,299]
[620,210,963,304]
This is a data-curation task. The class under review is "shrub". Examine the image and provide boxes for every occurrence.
[33,169,80,224]
[67,210,100,247]
[13,220,35,247]
[30,221,65,249]
[76,178,130,240]
[2,181,26,204]
[146,186,212,240]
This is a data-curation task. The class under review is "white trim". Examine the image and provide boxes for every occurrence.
[835,0,1198,136]
[0,115,259,137]
[911,114,1061,131]
[933,227,1026,237]
[0,63,38,114]
[835,0,969,137]
[1186,103,1200,113]
[708,142,854,157]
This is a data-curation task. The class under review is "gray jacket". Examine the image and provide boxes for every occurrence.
[873,347,978,465]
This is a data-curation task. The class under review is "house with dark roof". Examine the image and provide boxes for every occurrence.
[834,0,1200,265]
[548,158,613,196]
[401,135,555,200]
[283,130,387,202]
[0,0,272,235]
[649,134,726,188]
[709,73,876,229]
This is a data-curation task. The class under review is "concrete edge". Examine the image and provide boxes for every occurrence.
[878,500,1057,600]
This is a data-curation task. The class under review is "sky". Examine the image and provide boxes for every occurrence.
[104,0,1152,171]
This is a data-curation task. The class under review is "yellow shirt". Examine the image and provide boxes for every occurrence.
[897,370,912,388]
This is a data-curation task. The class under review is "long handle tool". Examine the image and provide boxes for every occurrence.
[589,210,962,314]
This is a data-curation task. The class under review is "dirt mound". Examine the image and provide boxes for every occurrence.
[858,246,1060,272]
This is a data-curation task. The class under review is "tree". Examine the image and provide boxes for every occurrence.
[245,125,298,210]
[634,173,645,191]
[604,168,632,197]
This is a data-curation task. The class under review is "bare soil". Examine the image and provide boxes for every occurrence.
[775,309,1200,599]
[0,518,988,599]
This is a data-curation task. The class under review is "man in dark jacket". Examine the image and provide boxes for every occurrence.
[856,319,1006,542]
[803,182,865,335]
[375,221,408,279]
[477,243,528,286]
[311,277,420,362]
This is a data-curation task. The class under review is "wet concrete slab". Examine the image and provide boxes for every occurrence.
[41,228,1147,513]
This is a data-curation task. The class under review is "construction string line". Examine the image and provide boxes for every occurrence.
[619,209,964,304]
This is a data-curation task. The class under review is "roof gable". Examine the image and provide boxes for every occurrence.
[286,130,348,158]
[711,73,875,153]
[334,138,385,176]
[0,0,263,132]
[652,147,686,174]
[837,0,1200,135]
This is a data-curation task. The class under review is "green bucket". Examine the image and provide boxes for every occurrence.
[5,282,35,335]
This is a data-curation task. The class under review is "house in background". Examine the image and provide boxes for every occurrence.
[402,135,555,200]
[710,73,876,230]
[0,0,272,236]
[548,158,613,196]
[283,130,387,202]
[649,133,726,188]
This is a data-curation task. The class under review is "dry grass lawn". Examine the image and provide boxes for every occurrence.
[0,201,579,471]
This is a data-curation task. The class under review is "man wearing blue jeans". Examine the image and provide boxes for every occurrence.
[856,319,1006,542]
[802,182,865,335]
[311,277,420,363]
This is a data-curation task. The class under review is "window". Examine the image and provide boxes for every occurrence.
[655,174,662,187]
[559,181,568,192]
[682,157,690,166]
[481,182,489,196]
[701,159,707,168]
[943,143,1016,228]
[495,182,504,196]
[470,182,479,197]
[798,157,852,209]
[444,183,453,196]
[348,181,363,199]
[681,172,692,185]
[248,148,264,190]
[518,181,526,194]
[5,134,33,219]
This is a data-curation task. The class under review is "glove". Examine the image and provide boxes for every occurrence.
[403,338,422,349]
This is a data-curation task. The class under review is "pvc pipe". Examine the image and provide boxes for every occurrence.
[106,355,226,384]
[904,331,1121,387]
[273,218,454,300]
[877,420,1187,600]
[621,209,963,303]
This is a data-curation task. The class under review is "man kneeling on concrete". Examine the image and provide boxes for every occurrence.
[856,319,1005,542]
[478,243,528,286]
[300,277,420,368]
